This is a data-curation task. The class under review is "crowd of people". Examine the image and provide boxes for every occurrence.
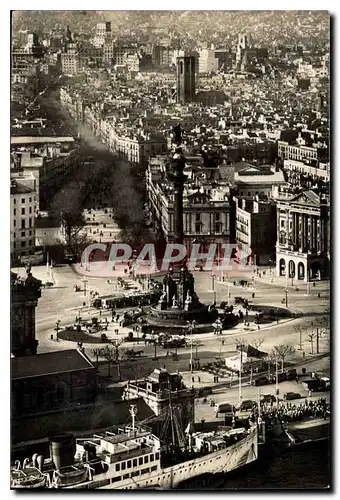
[258,398,330,423]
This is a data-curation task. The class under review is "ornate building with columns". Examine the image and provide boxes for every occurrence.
[275,190,329,282]
[11,269,42,356]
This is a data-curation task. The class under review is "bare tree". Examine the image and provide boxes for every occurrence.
[307,331,317,354]
[102,345,116,377]
[110,339,125,381]
[92,347,104,371]
[252,338,264,350]
[272,344,296,373]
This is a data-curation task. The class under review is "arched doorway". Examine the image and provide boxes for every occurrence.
[279,258,286,276]
[310,261,322,280]
[288,260,296,279]
[298,262,305,280]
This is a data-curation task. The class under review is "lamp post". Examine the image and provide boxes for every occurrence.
[285,288,288,308]
[82,279,88,297]
[211,274,216,303]
[189,320,196,373]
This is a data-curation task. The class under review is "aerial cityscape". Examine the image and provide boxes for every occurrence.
[10,10,330,490]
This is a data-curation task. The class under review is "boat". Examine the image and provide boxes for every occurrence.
[10,406,258,490]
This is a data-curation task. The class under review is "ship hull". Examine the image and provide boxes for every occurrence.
[98,427,258,490]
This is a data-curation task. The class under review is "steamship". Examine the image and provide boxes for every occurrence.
[11,406,258,490]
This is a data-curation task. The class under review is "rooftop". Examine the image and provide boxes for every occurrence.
[11,136,75,145]
[11,349,94,380]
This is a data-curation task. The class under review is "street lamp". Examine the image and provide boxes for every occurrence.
[285,288,288,308]
[82,279,88,297]
[188,320,197,373]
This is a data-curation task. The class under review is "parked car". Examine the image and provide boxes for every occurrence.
[240,400,256,412]
[283,392,302,401]
[261,394,277,405]
[252,376,269,387]
[215,402,234,415]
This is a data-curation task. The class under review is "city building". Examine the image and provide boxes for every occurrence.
[146,154,232,250]
[234,163,287,199]
[198,49,218,74]
[10,174,37,260]
[234,195,276,265]
[275,190,330,281]
[11,136,80,210]
[11,269,41,357]
[176,51,197,104]
[123,368,195,436]
[11,349,97,442]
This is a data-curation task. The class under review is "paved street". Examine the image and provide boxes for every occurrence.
[13,265,329,377]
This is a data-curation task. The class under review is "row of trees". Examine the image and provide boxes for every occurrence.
[50,150,153,252]
[236,337,296,373]
[92,339,124,379]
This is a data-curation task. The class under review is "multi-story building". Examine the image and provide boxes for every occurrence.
[10,174,37,260]
[176,51,197,104]
[11,136,80,210]
[278,140,318,162]
[234,195,276,265]
[146,155,232,250]
[283,158,330,183]
[275,190,329,281]
[198,49,218,73]
[234,163,287,199]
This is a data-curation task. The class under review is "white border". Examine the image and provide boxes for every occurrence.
[1,5,336,499]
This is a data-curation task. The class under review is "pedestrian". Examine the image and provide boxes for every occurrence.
[258,325,260,330]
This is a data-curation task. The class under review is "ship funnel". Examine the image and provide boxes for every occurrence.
[37,455,45,470]
[22,458,30,468]
[32,453,39,468]
[49,434,75,470]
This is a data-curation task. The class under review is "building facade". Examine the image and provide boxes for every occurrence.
[234,195,276,265]
[11,175,37,259]
[11,270,41,357]
[275,190,329,281]
[146,155,232,250]
[176,51,196,104]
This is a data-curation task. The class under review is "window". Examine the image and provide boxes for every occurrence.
[21,207,25,215]
[131,470,139,478]
[195,213,201,222]
[29,240,32,246]
[150,465,157,472]
[21,220,25,229]
[122,474,129,480]
[281,220,285,228]
[13,199,16,205]
[139,457,143,466]
[21,231,25,237]
[21,198,25,204]
[144,455,149,464]
[13,208,16,216]
[133,459,137,467]
[29,230,32,236]
[150,454,154,462]
[29,197,32,202]
[195,222,201,234]
[21,241,26,248]
[155,452,159,460]
[115,463,120,472]
[13,220,16,227]
[127,460,132,468]
[29,207,32,214]
[121,462,126,471]
[141,468,149,475]
[13,242,16,249]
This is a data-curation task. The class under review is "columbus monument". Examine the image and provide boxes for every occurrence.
[145,125,218,330]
